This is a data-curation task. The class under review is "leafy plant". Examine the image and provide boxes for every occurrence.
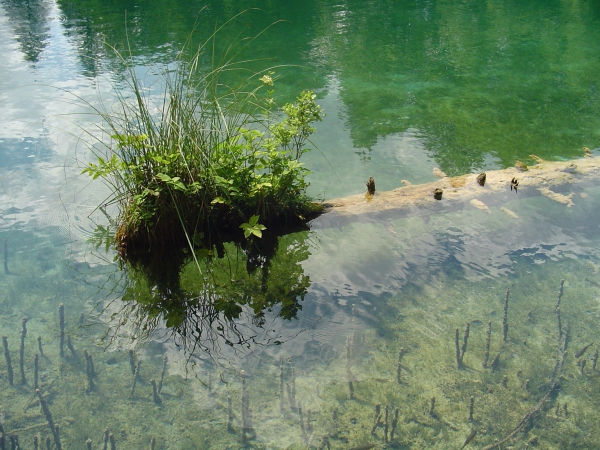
[239,215,267,239]
[80,14,325,257]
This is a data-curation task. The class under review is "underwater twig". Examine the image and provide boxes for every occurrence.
[3,238,9,275]
[578,359,586,377]
[240,370,255,444]
[0,415,5,450]
[555,280,564,339]
[502,289,509,342]
[291,367,296,404]
[37,336,46,360]
[8,422,48,435]
[66,336,76,359]
[371,404,382,435]
[130,360,141,399]
[455,328,462,368]
[461,323,470,360]
[58,304,65,358]
[286,382,296,410]
[383,405,389,443]
[2,336,14,386]
[347,377,355,400]
[482,321,491,369]
[279,356,284,413]
[574,342,593,359]
[556,279,564,310]
[129,349,136,375]
[33,354,39,391]
[482,281,568,449]
[347,334,353,365]
[468,396,474,422]
[346,335,356,397]
[151,379,162,405]
[373,404,380,423]
[84,350,94,393]
[390,407,399,441]
[36,389,62,450]
[490,352,500,372]
[227,395,234,432]
[84,349,95,377]
[370,412,382,434]
[23,377,57,412]
[460,429,477,449]
[317,435,331,450]
[299,404,308,443]
[428,397,436,417]
[455,323,470,368]
[20,318,27,385]
[158,353,167,394]
[396,348,406,384]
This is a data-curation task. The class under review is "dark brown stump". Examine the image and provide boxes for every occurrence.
[476,173,486,187]
[366,177,376,194]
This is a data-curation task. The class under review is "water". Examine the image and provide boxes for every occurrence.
[2,0,600,448]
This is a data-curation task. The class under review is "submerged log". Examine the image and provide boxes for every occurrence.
[323,155,600,217]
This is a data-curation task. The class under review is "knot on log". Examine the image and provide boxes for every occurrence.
[366,177,376,194]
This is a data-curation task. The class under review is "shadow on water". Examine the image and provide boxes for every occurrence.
[95,227,315,365]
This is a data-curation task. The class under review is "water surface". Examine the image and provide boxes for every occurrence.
[1,0,600,448]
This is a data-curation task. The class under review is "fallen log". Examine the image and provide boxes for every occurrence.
[322,154,600,218]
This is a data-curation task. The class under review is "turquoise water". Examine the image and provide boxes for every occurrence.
[2,0,600,448]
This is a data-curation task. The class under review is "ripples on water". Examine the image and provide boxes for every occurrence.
[1,184,599,448]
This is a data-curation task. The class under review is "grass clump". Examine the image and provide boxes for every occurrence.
[82,19,324,257]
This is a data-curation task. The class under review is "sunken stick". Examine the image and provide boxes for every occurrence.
[58,304,65,357]
[37,389,62,450]
[19,318,27,385]
[3,239,9,275]
[2,336,13,386]
[502,289,509,342]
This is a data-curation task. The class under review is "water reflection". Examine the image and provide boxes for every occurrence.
[4,0,599,192]
[1,0,52,63]
[103,231,314,363]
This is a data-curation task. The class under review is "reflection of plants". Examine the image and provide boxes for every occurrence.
[109,231,312,359]
[81,13,324,257]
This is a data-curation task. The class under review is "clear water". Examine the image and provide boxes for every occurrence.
[1,0,600,448]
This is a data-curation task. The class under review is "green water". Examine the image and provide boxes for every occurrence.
[2,0,600,448]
